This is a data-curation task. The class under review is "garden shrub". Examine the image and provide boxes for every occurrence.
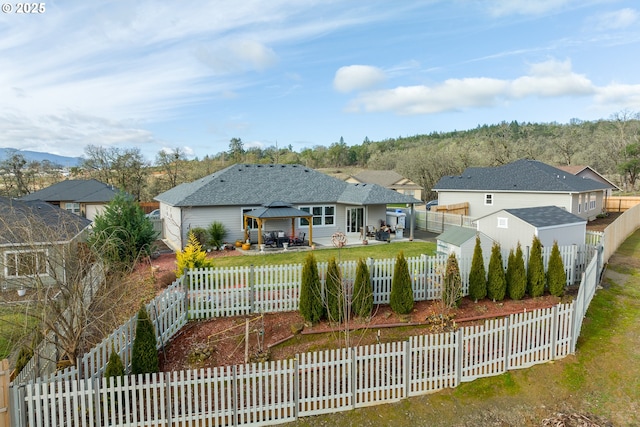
[131,305,159,375]
[527,236,545,297]
[13,345,33,376]
[325,257,344,323]
[547,241,566,297]
[207,221,228,250]
[487,243,506,301]
[190,227,208,247]
[508,243,527,300]
[299,253,324,323]
[468,236,487,302]
[352,258,373,318]
[175,231,214,278]
[443,253,462,309]
[390,251,414,314]
[104,346,125,386]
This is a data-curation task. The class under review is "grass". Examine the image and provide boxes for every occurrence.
[0,305,37,359]
[289,230,640,427]
[212,241,436,268]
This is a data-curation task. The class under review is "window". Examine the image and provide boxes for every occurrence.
[65,202,80,214]
[5,250,48,278]
[497,217,508,228]
[589,193,596,210]
[484,194,493,205]
[241,207,259,230]
[298,205,335,227]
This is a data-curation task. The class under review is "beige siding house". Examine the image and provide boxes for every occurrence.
[346,170,423,201]
[433,159,610,221]
[155,164,421,251]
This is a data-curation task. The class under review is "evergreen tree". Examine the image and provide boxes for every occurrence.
[443,253,462,309]
[527,236,545,297]
[508,243,527,300]
[547,241,566,297]
[175,231,214,277]
[325,257,343,323]
[131,305,159,374]
[390,251,414,314]
[352,258,373,318]
[104,346,125,386]
[299,253,324,323]
[468,236,487,302]
[487,243,506,301]
[506,248,515,291]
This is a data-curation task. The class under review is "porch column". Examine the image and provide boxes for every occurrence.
[409,204,415,241]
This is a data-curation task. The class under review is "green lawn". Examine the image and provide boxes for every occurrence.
[212,241,436,267]
[0,305,36,359]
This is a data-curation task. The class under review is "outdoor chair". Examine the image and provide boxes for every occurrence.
[290,232,306,246]
[263,232,277,247]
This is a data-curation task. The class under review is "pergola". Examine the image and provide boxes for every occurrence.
[243,201,313,246]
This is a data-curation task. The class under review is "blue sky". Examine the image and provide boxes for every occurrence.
[1,1,639,163]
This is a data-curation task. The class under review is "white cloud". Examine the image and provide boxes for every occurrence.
[347,59,596,115]
[482,0,573,17]
[594,83,640,110]
[333,65,386,93]
[591,8,639,31]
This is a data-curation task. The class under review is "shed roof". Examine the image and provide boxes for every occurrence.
[437,226,478,246]
[244,202,312,219]
[502,206,586,228]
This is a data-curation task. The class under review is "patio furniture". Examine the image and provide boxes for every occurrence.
[289,232,306,246]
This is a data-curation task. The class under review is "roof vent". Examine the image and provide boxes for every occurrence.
[220,179,225,182]
[281,165,286,168]
[304,169,309,172]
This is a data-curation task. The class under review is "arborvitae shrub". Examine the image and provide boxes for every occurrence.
[527,236,545,297]
[508,243,527,300]
[487,243,506,301]
[352,258,373,318]
[104,346,125,386]
[390,251,414,314]
[468,236,487,302]
[443,253,462,309]
[547,241,566,297]
[325,257,343,323]
[175,231,214,278]
[131,305,159,374]
[299,253,324,323]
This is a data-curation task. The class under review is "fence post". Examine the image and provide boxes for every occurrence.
[9,384,26,427]
[551,305,558,360]
[232,366,238,427]
[351,348,357,409]
[93,375,102,427]
[249,264,255,314]
[504,316,510,371]
[293,357,299,420]
[165,371,172,426]
[183,268,190,319]
[404,340,411,398]
[455,329,463,386]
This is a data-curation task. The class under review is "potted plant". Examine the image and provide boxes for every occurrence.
[362,239,368,245]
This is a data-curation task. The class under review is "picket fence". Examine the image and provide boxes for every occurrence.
[11,301,576,427]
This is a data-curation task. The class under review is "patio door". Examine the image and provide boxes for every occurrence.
[346,207,364,234]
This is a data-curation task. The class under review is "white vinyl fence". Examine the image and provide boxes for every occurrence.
[11,302,575,427]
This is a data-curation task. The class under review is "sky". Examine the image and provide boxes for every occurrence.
[1,0,640,163]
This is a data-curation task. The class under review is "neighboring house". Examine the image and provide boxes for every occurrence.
[555,165,620,197]
[154,164,421,251]
[0,196,92,290]
[475,205,587,250]
[436,226,493,259]
[346,170,423,201]
[20,179,121,221]
[432,159,611,221]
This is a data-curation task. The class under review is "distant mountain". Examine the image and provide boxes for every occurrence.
[0,148,82,167]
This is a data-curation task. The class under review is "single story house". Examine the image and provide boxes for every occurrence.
[436,226,493,260]
[475,205,587,250]
[346,170,423,201]
[0,196,92,290]
[154,164,421,251]
[432,159,611,221]
[20,179,121,221]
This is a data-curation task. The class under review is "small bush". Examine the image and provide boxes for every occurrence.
[352,258,373,318]
[13,345,33,376]
[325,257,344,323]
[390,251,414,314]
[190,227,208,247]
[527,236,545,297]
[487,243,506,301]
[175,231,214,278]
[468,236,487,302]
[443,253,462,309]
[104,346,125,386]
[299,253,324,323]
[508,243,527,300]
[547,241,566,297]
[131,306,159,375]
[207,221,228,250]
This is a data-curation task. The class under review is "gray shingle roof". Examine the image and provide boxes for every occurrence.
[503,206,586,228]
[155,164,421,207]
[0,196,91,245]
[437,226,478,246]
[433,159,611,193]
[20,179,121,203]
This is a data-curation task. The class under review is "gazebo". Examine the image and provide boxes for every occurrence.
[243,201,313,247]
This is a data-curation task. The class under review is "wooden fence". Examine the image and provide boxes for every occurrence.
[605,196,640,212]
[10,302,575,427]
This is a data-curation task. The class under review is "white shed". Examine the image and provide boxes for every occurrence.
[476,205,587,250]
[436,226,493,260]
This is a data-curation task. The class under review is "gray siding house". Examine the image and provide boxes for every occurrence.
[432,159,611,221]
[154,164,421,250]
[476,206,587,250]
